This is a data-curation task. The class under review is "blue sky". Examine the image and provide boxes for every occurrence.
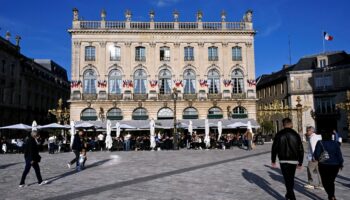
[1,0,349,79]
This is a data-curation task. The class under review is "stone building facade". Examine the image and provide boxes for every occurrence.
[69,9,257,122]
[257,51,350,139]
[0,34,70,126]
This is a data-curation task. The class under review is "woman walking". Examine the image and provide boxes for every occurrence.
[314,131,344,200]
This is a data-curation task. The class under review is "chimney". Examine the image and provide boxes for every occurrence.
[282,64,289,69]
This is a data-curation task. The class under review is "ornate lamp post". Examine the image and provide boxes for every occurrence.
[48,98,70,125]
[336,90,350,138]
[172,87,178,150]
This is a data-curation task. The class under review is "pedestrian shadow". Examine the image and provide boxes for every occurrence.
[0,162,22,169]
[337,174,350,182]
[265,166,323,200]
[241,169,284,199]
[28,159,112,185]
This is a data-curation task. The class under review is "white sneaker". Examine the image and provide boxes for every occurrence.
[67,163,71,169]
[19,184,27,188]
[315,186,325,190]
[39,180,48,185]
[304,184,315,189]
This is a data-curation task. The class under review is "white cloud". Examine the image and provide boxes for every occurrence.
[154,0,181,7]
[260,21,282,37]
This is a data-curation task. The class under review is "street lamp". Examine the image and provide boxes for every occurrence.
[48,98,70,125]
[172,87,178,150]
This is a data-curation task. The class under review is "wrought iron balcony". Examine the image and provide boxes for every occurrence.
[82,93,97,100]
[208,93,222,99]
[133,93,148,100]
[108,94,123,100]
[208,56,219,61]
[183,93,197,100]
[85,56,95,61]
[184,56,194,61]
[110,56,121,61]
[232,92,246,99]
[158,94,173,100]
[135,56,146,62]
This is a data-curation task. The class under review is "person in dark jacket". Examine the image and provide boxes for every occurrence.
[314,130,344,200]
[67,130,83,169]
[271,118,304,200]
[19,131,47,187]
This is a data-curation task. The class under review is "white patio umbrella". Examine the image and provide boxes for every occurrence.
[150,119,156,149]
[75,122,95,129]
[70,121,75,148]
[204,119,210,148]
[119,124,135,129]
[227,122,247,128]
[247,121,252,131]
[32,121,38,132]
[188,120,193,136]
[116,122,121,138]
[218,120,222,140]
[37,123,66,129]
[0,123,31,130]
[105,120,113,150]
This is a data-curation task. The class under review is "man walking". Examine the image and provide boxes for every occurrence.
[304,126,324,190]
[271,118,304,200]
[68,130,83,170]
[19,131,47,187]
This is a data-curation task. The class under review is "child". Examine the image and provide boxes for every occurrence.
[78,148,87,170]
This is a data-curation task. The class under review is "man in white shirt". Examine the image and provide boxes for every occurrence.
[304,126,324,190]
[98,133,105,151]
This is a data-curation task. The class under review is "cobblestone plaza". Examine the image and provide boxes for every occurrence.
[1,144,349,200]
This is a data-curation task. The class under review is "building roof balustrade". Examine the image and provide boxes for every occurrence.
[75,21,251,31]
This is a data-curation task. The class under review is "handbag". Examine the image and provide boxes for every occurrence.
[318,141,330,163]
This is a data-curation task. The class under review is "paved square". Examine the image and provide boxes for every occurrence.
[0,143,349,200]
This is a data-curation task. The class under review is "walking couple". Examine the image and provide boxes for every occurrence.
[271,118,343,200]
[67,130,87,171]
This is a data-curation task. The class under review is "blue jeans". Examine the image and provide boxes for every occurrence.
[124,140,130,151]
[20,158,43,185]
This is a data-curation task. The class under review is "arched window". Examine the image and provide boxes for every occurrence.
[208,46,218,61]
[232,46,242,61]
[157,107,174,120]
[110,46,121,61]
[85,46,96,61]
[208,107,223,119]
[183,107,198,119]
[159,69,172,94]
[160,46,170,61]
[135,46,146,61]
[132,107,148,120]
[107,108,123,120]
[83,69,97,94]
[232,106,248,118]
[208,69,220,94]
[81,108,97,121]
[232,69,244,94]
[183,69,196,94]
[109,69,122,94]
[134,69,147,94]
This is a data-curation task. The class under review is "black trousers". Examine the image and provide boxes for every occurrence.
[280,163,297,200]
[69,150,80,167]
[319,164,339,199]
[20,159,43,185]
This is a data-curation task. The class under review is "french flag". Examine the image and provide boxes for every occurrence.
[324,32,333,41]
